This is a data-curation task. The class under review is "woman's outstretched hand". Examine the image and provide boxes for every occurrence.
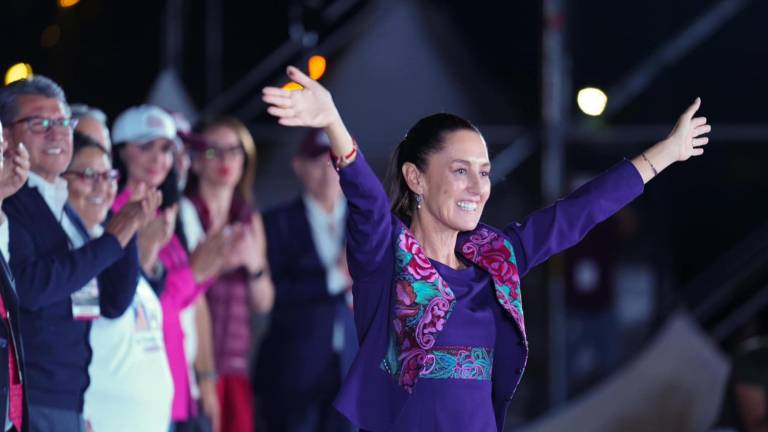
[632,97,712,183]
[665,97,711,162]
[262,66,355,159]
[262,66,340,128]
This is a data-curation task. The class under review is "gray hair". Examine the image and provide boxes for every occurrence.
[0,75,69,125]
[70,103,108,126]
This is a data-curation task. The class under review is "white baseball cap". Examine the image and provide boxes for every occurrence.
[112,105,177,146]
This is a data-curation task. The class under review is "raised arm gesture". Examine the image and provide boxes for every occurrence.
[262,66,354,159]
[632,97,712,183]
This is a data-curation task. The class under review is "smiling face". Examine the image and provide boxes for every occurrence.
[65,146,117,229]
[407,129,491,233]
[120,138,175,189]
[6,95,73,182]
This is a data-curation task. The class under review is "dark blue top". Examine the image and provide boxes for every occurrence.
[256,197,357,398]
[3,183,139,412]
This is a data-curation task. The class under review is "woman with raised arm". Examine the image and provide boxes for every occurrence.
[263,66,711,432]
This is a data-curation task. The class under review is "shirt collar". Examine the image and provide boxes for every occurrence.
[27,171,70,218]
[303,194,346,226]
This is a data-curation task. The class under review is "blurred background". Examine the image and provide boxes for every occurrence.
[2,0,768,430]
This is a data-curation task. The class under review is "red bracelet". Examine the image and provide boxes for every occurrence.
[332,143,358,170]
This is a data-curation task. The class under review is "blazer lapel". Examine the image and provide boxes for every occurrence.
[457,225,526,340]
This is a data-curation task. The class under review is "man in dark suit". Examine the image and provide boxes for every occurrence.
[0,115,31,432]
[0,76,156,431]
[255,130,356,432]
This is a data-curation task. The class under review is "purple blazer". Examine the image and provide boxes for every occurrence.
[333,152,644,431]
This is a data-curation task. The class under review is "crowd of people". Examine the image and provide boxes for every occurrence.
[0,68,711,432]
[0,74,357,432]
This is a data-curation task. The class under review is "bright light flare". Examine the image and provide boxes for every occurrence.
[5,63,33,85]
[577,87,608,116]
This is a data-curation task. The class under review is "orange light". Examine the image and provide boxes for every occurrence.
[308,55,327,80]
[282,82,303,91]
[58,0,80,7]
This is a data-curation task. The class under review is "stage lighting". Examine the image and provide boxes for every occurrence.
[58,0,80,8]
[5,63,33,85]
[282,55,327,90]
[577,87,608,116]
[309,55,326,80]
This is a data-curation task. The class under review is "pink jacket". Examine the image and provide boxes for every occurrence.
[113,189,209,421]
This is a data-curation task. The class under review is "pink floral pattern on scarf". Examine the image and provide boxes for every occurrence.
[381,223,524,393]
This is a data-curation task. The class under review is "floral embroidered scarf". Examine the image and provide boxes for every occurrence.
[381,223,524,393]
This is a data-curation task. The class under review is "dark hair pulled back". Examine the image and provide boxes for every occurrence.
[388,113,480,221]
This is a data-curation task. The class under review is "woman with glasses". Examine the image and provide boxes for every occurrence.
[110,105,239,431]
[183,117,274,432]
[62,132,173,432]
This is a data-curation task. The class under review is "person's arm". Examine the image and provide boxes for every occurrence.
[7,217,126,311]
[159,228,231,310]
[735,382,768,432]
[505,98,710,276]
[158,262,205,311]
[194,296,221,432]
[504,160,644,276]
[97,236,140,318]
[262,66,394,281]
[246,213,274,313]
[630,97,710,184]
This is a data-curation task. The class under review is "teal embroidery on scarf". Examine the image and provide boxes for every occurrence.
[420,346,493,380]
[380,225,456,392]
[381,223,524,393]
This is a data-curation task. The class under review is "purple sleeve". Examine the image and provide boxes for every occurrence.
[338,152,394,281]
[504,160,644,276]
[337,152,396,334]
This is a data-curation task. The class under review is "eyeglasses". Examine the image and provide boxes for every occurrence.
[13,116,78,134]
[63,168,120,184]
[203,146,244,160]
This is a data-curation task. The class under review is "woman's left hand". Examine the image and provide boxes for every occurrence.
[633,97,712,183]
[663,97,711,162]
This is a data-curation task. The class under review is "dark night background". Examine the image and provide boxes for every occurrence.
[2,0,767,427]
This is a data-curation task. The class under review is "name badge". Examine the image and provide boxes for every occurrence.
[71,279,100,320]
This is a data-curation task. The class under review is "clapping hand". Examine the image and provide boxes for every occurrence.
[0,142,30,202]
[106,184,163,248]
[137,204,178,274]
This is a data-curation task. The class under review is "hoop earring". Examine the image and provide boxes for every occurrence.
[415,194,423,209]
